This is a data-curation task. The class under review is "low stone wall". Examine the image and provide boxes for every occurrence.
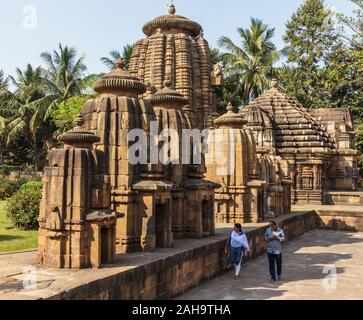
[2,209,361,300]
[50,212,316,300]
[326,191,363,206]
[314,209,363,232]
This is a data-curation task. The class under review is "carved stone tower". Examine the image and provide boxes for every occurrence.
[129,4,221,129]
[37,115,117,269]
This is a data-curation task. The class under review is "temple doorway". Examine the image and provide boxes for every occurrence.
[101,227,113,264]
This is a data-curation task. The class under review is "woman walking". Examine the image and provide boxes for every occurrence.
[225,223,250,280]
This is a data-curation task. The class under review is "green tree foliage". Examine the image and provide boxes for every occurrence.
[338,1,363,168]
[41,43,89,99]
[337,0,363,120]
[280,0,337,109]
[338,0,363,49]
[0,70,10,166]
[281,0,363,172]
[4,64,51,170]
[0,44,90,170]
[0,178,26,200]
[101,44,134,70]
[218,18,285,107]
[49,95,94,137]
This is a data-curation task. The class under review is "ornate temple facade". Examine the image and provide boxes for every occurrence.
[206,103,291,223]
[128,4,221,129]
[241,80,358,205]
[37,7,220,266]
[128,5,290,224]
[37,5,357,269]
[37,115,118,268]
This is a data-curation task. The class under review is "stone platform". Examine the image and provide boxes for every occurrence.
[326,191,363,206]
[0,211,315,300]
[176,229,363,300]
[2,207,362,300]
[293,204,363,232]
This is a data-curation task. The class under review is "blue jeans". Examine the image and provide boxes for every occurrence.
[268,253,282,280]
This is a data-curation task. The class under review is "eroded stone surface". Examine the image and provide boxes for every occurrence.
[241,81,358,206]
[207,103,291,224]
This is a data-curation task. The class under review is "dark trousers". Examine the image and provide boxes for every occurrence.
[268,253,282,280]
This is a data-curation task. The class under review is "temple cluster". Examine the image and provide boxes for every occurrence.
[37,5,358,269]
[241,80,358,205]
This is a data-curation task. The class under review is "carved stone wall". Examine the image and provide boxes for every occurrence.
[37,116,117,269]
[241,80,358,205]
[129,5,219,129]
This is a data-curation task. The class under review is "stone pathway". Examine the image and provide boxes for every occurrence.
[176,230,363,300]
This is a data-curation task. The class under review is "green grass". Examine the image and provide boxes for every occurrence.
[0,200,38,253]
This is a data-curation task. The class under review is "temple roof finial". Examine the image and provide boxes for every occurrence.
[58,112,100,148]
[93,57,146,96]
[271,79,278,89]
[163,78,172,88]
[115,58,126,70]
[74,113,85,127]
[168,1,176,15]
[143,1,201,37]
[227,102,234,113]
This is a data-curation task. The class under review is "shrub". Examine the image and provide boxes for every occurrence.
[0,178,26,200]
[6,180,43,231]
[0,166,11,177]
[50,95,94,136]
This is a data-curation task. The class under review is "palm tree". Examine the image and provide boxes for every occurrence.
[0,70,11,167]
[218,18,285,106]
[0,70,9,135]
[1,46,91,170]
[101,44,134,70]
[210,47,223,65]
[0,70,8,94]
[40,43,88,99]
[4,64,56,170]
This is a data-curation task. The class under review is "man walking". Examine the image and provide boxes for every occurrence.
[264,221,285,282]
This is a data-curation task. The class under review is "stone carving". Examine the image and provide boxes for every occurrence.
[37,5,358,269]
[241,79,358,204]
[211,61,224,87]
[213,61,224,78]
[129,4,216,129]
[206,102,291,223]
[37,114,118,269]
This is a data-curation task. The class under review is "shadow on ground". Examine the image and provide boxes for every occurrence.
[0,235,25,241]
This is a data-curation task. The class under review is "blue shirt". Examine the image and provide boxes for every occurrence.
[264,227,285,254]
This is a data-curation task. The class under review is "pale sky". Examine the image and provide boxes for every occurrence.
[0,0,358,80]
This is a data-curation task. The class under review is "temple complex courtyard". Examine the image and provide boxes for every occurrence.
[0,0,362,302]
[0,209,363,300]
[176,230,363,300]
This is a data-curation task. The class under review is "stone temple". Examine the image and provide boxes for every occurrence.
[241,80,358,205]
[129,3,219,129]
[37,4,358,269]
